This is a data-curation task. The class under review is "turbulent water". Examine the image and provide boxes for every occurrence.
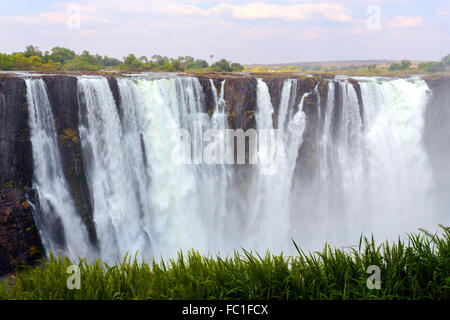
[24,74,444,262]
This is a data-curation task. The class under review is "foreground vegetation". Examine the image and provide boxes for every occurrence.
[1,226,449,300]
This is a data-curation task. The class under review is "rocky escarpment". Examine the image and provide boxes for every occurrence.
[0,77,43,274]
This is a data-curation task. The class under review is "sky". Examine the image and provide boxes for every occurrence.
[0,0,449,64]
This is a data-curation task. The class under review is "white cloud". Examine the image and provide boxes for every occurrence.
[0,1,353,28]
[387,16,424,28]
[220,3,352,21]
[156,2,352,22]
[436,8,449,17]
[0,0,446,64]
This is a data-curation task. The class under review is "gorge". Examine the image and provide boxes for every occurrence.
[1,72,449,274]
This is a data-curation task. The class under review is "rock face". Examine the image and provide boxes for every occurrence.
[196,75,328,132]
[0,77,43,274]
[197,76,258,130]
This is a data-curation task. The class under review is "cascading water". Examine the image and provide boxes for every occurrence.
[358,77,433,237]
[296,77,434,248]
[25,78,92,260]
[249,79,308,252]
[207,80,232,245]
[77,77,153,262]
[24,73,443,262]
[128,77,207,258]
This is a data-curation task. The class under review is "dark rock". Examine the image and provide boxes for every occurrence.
[0,77,43,275]
[197,76,258,130]
[107,77,122,120]
[349,78,364,129]
[196,77,217,115]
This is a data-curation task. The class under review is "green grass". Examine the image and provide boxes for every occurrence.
[1,226,449,300]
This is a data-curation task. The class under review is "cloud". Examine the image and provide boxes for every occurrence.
[303,30,321,38]
[0,0,446,64]
[226,3,351,21]
[153,2,352,22]
[0,1,353,29]
[387,16,424,28]
[436,9,449,17]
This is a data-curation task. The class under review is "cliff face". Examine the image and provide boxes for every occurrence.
[197,76,259,130]
[196,75,328,132]
[0,77,43,274]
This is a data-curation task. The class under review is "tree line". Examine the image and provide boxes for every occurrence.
[0,45,245,73]
[249,54,450,75]
[389,55,450,72]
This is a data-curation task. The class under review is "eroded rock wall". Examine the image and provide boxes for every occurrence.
[0,77,43,274]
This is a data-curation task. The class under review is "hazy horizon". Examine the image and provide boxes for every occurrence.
[0,0,449,64]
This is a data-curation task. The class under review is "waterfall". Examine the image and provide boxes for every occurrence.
[131,77,207,258]
[297,77,433,246]
[247,79,307,251]
[208,80,232,246]
[24,74,440,262]
[358,77,432,237]
[26,78,92,259]
[77,77,152,262]
[76,76,234,260]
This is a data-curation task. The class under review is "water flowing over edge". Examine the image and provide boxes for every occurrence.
[24,75,443,263]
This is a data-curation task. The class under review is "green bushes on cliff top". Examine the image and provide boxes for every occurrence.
[1,226,449,300]
[0,45,244,73]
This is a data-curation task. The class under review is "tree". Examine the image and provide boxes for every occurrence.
[400,60,411,70]
[162,61,175,72]
[10,53,31,70]
[28,56,43,68]
[79,50,102,65]
[212,59,232,72]
[101,56,121,67]
[170,59,183,71]
[231,63,244,72]
[186,59,209,70]
[418,61,443,73]
[64,56,101,71]
[139,56,149,64]
[0,54,15,70]
[389,63,401,71]
[151,55,169,66]
[24,45,42,58]
[49,47,76,64]
[388,60,411,71]
[122,54,145,70]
